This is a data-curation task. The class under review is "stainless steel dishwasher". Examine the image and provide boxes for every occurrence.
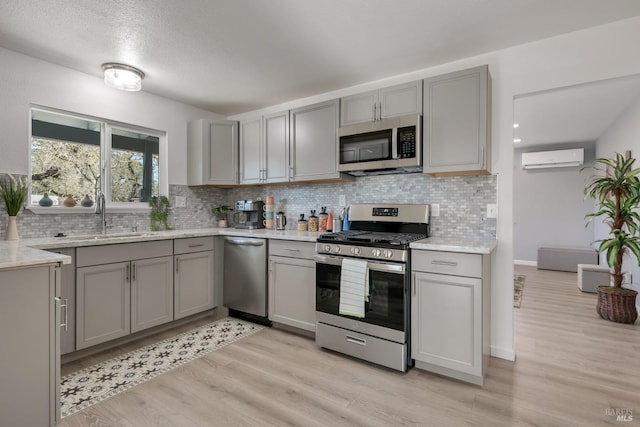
[223,236,268,318]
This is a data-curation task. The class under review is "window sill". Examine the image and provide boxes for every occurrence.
[26,205,151,215]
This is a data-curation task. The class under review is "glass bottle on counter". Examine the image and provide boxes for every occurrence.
[319,206,328,232]
[309,209,319,232]
[297,213,308,231]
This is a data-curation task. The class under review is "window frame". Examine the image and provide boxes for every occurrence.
[28,105,168,214]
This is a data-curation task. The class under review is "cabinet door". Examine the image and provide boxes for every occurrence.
[0,265,58,427]
[76,262,131,350]
[290,99,340,182]
[131,256,174,333]
[206,119,238,185]
[379,81,422,119]
[263,111,290,183]
[423,65,490,175]
[411,271,482,376]
[50,248,76,355]
[268,256,316,332]
[240,118,262,184]
[174,251,215,319]
[340,90,378,125]
[188,119,238,186]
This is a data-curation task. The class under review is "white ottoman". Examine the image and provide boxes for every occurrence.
[577,264,610,293]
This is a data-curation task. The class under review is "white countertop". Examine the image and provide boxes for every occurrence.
[410,237,497,254]
[1,227,497,270]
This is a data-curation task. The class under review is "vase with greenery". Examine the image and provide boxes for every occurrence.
[0,174,29,240]
[585,152,640,324]
[211,205,229,228]
[149,195,173,231]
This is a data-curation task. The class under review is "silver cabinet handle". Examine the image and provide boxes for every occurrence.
[377,102,382,120]
[132,262,136,281]
[346,335,366,346]
[372,103,376,121]
[176,257,180,273]
[284,248,300,252]
[412,273,416,297]
[60,298,68,331]
[188,243,204,248]
[126,264,130,282]
[431,260,458,267]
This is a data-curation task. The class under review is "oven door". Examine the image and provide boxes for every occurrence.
[315,254,408,340]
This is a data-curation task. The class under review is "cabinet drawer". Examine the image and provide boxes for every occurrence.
[269,239,315,259]
[77,240,173,267]
[412,250,482,278]
[174,236,214,254]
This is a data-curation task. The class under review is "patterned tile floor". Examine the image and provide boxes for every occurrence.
[60,318,263,418]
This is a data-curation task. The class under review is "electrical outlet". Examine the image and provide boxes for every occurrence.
[339,195,346,206]
[486,203,497,218]
[175,196,186,208]
[430,203,440,217]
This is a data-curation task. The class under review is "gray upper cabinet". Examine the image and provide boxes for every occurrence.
[290,99,342,182]
[240,111,290,184]
[187,118,239,186]
[340,81,422,126]
[423,65,491,176]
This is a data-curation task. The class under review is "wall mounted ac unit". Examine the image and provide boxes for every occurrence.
[521,148,584,170]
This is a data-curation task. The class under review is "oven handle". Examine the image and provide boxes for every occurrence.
[314,254,405,274]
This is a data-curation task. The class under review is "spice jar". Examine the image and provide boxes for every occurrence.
[297,213,308,231]
[319,206,328,232]
[309,210,319,232]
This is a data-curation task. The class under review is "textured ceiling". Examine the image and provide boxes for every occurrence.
[1,0,640,115]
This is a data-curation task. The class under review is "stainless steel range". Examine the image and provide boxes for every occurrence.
[315,203,429,372]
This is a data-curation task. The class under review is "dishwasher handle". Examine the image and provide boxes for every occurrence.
[224,237,265,247]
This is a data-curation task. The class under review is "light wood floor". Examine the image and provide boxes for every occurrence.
[60,266,640,426]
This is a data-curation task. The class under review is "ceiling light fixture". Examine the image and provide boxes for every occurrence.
[102,63,145,92]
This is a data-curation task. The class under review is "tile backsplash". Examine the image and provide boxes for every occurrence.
[0,173,496,240]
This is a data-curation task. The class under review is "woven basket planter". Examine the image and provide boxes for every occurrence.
[596,286,638,324]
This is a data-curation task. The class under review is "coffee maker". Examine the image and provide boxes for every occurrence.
[233,200,265,229]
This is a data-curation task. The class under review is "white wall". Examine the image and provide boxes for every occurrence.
[595,96,640,291]
[514,146,596,263]
[0,46,225,184]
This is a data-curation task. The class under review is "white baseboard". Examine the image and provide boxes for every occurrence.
[491,346,515,361]
[514,259,537,267]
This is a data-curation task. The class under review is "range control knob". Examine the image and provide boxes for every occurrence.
[372,249,381,257]
[323,244,332,252]
[350,247,361,256]
[384,250,394,259]
[332,246,341,254]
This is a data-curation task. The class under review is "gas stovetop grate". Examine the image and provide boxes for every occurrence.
[318,230,426,246]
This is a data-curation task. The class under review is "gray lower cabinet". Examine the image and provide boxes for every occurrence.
[76,240,174,350]
[423,65,491,176]
[290,99,343,182]
[174,237,215,319]
[49,247,76,355]
[131,255,174,333]
[268,240,316,332]
[76,261,131,349]
[0,264,60,427]
[411,250,491,385]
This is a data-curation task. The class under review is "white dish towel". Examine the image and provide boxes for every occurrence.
[339,258,369,318]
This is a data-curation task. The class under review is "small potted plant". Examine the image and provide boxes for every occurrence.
[0,174,29,240]
[211,205,229,228]
[584,152,640,324]
[149,195,173,231]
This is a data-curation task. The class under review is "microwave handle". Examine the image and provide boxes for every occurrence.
[391,127,398,159]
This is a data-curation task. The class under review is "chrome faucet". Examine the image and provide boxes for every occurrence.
[95,192,107,234]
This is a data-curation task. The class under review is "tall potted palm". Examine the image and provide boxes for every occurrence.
[585,152,640,324]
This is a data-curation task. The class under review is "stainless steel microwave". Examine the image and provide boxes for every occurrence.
[337,113,422,176]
